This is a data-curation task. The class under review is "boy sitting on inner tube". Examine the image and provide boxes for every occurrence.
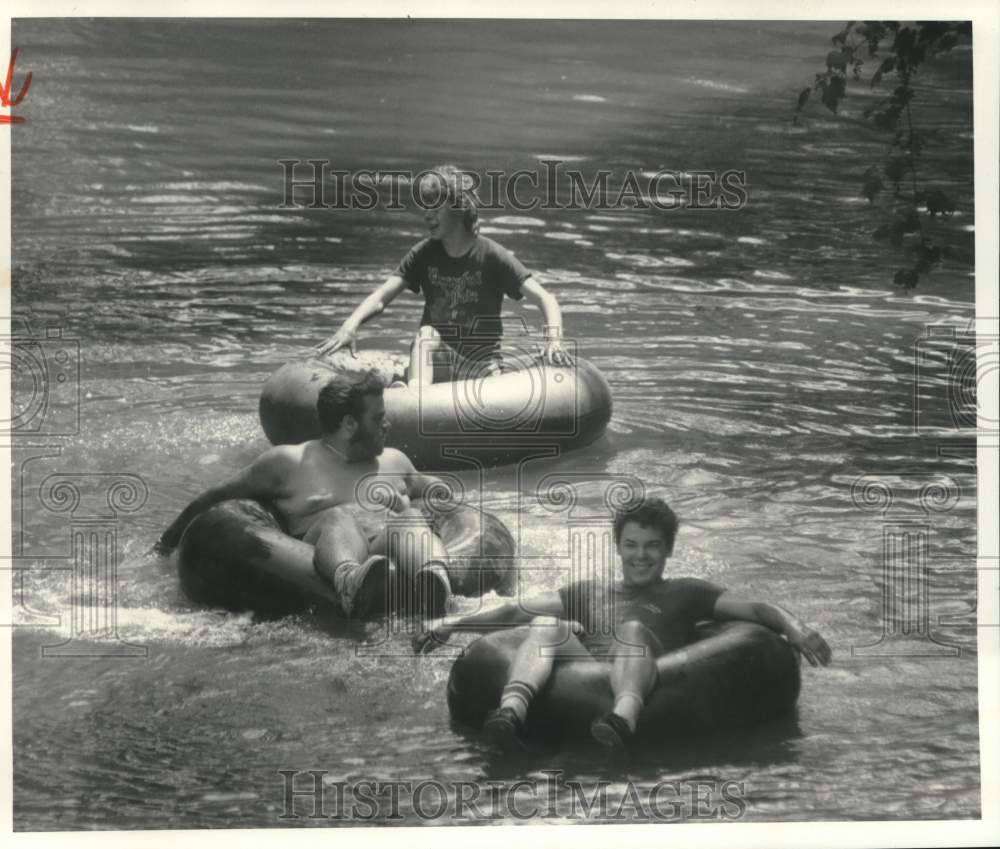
[156,370,452,620]
[413,496,831,757]
[315,163,572,384]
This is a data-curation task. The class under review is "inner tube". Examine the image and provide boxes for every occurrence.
[447,622,801,740]
[258,351,613,469]
[177,498,517,617]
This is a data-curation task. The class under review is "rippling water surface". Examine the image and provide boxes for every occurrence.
[11,19,978,828]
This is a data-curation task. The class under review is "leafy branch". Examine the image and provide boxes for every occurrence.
[795,21,971,289]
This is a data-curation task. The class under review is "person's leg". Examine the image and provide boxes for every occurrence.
[452,347,504,383]
[305,506,390,619]
[384,506,452,617]
[485,616,591,751]
[591,620,662,755]
[408,325,453,387]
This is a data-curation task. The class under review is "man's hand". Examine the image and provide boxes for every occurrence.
[412,619,454,655]
[713,594,832,668]
[315,326,358,358]
[785,624,832,667]
[541,339,574,367]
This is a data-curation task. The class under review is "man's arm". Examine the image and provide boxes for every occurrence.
[405,467,445,502]
[519,276,573,366]
[315,275,409,357]
[412,590,566,654]
[367,449,438,511]
[155,449,293,553]
[713,592,832,667]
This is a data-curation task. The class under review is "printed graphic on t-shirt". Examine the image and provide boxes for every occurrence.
[395,237,529,353]
[424,267,483,324]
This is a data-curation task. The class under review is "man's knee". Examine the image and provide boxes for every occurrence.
[527,615,575,646]
[383,508,436,556]
[611,620,662,692]
[615,619,661,650]
[305,505,359,546]
[391,505,428,524]
[316,504,358,530]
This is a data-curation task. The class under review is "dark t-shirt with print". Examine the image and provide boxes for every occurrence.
[395,236,530,357]
[557,577,726,657]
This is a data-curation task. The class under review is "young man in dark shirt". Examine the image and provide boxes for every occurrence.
[413,497,831,756]
[316,164,571,384]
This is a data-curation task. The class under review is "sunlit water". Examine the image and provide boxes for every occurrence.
[11,20,978,828]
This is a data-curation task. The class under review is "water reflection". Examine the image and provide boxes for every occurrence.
[12,17,979,828]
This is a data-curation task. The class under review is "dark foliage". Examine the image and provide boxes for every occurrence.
[794,21,971,288]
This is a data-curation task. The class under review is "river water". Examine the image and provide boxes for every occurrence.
[10,19,979,827]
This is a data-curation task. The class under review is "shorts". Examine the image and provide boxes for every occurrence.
[575,617,668,661]
[431,346,505,384]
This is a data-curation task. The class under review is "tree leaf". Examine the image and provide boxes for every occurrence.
[873,104,902,131]
[914,240,944,273]
[900,210,920,233]
[821,75,847,112]
[893,27,916,65]
[826,50,850,72]
[924,188,955,217]
[884,156,909,184]
[936,33,957,53]
[871,56,895,87]
[861,167,883,201]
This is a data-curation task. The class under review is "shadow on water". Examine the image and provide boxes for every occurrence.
[308,608,382,642]
[460,711,803,782]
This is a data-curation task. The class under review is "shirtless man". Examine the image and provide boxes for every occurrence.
[156,370,451,619]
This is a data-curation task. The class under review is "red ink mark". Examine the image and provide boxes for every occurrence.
[1,48,33,125]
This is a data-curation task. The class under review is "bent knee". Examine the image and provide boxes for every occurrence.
[303,505,358,542]
[616,619,660,645]
[527,615,575,644]
[391,505,427,522]
[318,504,361,527]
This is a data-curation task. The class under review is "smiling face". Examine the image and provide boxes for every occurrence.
[616,521,671,589]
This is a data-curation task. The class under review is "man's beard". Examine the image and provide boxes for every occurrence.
[349,426,383,460]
